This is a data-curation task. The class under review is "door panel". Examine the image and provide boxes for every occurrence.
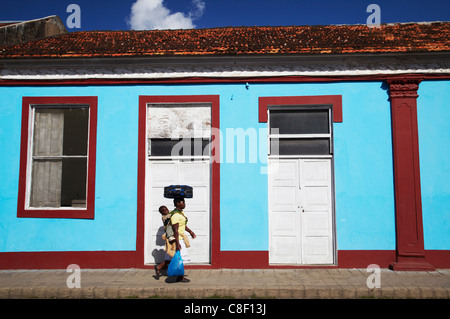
[145,160,210,264]
[269,159,301,264]
[269,158,334,265]
[304,236,331,264]
[300,159,334,264]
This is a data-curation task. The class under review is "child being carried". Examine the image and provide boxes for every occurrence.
[159,205,175,242]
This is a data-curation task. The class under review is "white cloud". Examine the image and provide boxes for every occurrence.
[189,0,206,20]
[128,0,205,30]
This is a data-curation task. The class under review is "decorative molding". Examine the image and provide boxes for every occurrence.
[1,58,449,80]
[258,95,342,123]
[387,78,422,98]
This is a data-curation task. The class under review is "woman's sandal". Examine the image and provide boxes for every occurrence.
[177,276,190,283]
[154,265,162,279]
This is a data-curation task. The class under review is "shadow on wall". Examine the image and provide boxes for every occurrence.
[151,226,166,264]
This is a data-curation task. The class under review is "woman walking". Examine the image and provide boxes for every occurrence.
[171,197,196,283]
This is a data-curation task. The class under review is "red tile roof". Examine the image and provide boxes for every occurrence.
[1,22,449,58]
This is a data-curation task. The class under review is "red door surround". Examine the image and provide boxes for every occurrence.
[387,77,435,271]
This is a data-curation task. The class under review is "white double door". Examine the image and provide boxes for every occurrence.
[269,158,335,265]
[145,160,211,264]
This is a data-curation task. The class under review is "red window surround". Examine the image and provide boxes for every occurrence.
[258,95,343,123]
[17,96,98,219]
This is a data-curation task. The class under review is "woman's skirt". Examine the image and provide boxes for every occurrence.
[179,239,191,264]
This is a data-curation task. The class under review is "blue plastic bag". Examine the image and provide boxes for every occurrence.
[167,250,184,277]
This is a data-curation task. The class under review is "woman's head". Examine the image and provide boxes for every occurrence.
[173,197,185,209]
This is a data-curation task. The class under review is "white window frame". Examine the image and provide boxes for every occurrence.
[25,104,91,210]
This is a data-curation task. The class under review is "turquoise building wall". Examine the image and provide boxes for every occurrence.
[0,80,447,254]
[417,81,450,250]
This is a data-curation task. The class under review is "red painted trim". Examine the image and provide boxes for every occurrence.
[258,95,343,123]
[136,97,147,266]
[1,73,450,86]
[0,251,136,269]
[17,96,97,219]
[425,250,450,269]
[217,250,397,269]
[218,251,269,269]
[1,250,449,269]
[387,78,435,271]
[137,95,220,268]
[337,250,396,268]
[339,250,450,269]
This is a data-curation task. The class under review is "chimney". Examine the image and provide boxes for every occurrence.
[0,15,68,46]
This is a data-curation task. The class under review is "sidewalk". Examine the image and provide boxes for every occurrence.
[1,268,449,299]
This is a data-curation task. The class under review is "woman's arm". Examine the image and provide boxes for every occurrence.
[185,226,196,239]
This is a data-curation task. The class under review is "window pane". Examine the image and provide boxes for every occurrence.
[33,110,64,156]
[62,108,89,156]
[147,105,211,139]
[30,107,89,208]
[33,108,88,156]
[61,158,87,207]
[270,109,329,134]
[149,138,210,156]
[271,138,330,155]
[30,159,62,207]
[30,157,88,208]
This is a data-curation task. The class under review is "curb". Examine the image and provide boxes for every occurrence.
[2,286,449,299]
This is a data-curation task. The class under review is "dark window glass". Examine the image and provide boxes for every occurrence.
[271,138,330,155]
[61,158,87,207]
[149,138,210,157]
[62,108,89,156]
[270,109,329,134]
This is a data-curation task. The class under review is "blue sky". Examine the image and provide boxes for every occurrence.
[1,0,449,31]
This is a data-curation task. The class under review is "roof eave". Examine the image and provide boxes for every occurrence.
[1,50,449,69]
